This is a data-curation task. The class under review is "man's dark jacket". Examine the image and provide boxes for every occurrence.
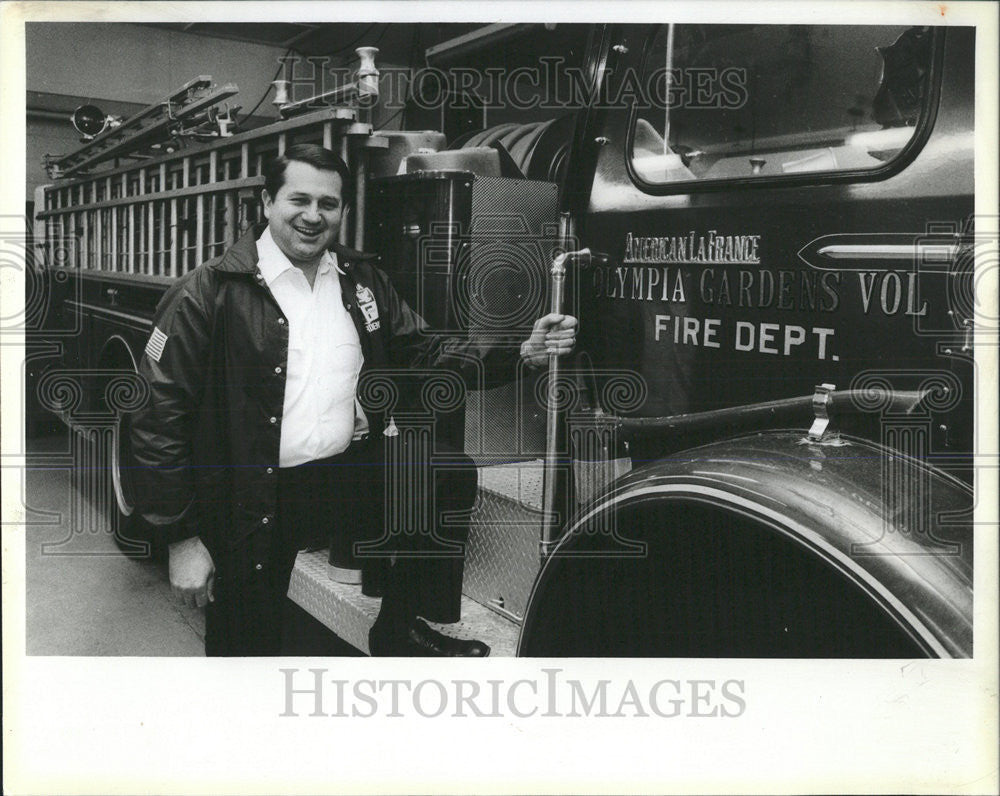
[131,225,521,560]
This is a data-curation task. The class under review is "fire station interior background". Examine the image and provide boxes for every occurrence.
[25,22,588,207]
[25,21,974,660]
[23,21,590,656]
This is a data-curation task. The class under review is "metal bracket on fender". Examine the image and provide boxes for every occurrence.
[808,383,837,441]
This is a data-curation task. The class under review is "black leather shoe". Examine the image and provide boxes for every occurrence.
[368,618,490,657]
[368,619,429,657]
[410,618,490,657]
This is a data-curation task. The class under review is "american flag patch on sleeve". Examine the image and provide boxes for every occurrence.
[145,326,168,362]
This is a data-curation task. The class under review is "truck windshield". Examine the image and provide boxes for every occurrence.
[629,24,934,185]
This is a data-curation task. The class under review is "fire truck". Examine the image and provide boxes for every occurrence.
[30,22,976,657]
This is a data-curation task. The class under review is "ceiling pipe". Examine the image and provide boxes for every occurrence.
[425,23,538,66]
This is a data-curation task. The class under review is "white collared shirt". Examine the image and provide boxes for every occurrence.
[257,228,369,467]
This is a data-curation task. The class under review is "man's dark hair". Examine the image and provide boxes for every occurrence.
[264,143,353,202]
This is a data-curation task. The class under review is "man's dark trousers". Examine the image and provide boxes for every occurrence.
[204,435,477,656]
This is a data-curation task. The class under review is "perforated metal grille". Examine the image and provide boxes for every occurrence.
[462,177,558,459]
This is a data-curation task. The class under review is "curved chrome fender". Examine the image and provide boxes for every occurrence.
[519,431,972,658]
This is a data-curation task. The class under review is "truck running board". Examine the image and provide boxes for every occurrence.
[285,461,548,655]
[286,549,520,656]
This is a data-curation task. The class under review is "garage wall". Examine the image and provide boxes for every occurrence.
[26,23,290,110]
[24,23,422,201]
[25,22,290,200]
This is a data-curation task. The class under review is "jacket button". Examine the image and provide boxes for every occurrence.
[277,318,286,325]
[274,366,282,374]
[261,516,270,525]
[269,416,277,424]
[255,563,263,571]
[266,467,274,474]
[346,303,352,310]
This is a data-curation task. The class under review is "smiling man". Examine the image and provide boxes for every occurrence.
[264,159,342,281]
[131,144,577,656]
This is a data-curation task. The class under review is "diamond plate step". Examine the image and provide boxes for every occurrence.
[287,549,519,656]
[464,460,546,622]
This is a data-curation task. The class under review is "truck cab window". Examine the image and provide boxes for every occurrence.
[629,24,935,185]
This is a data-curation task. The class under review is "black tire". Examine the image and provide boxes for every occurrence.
[109,409,162,560]
[92,340,165,561]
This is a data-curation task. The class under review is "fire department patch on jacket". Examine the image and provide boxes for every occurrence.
[356,284,380,332]
[145,326,168,362]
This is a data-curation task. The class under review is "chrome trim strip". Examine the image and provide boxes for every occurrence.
[816,243,958,260]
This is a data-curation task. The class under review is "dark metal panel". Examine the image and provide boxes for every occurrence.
[367,172,559,460]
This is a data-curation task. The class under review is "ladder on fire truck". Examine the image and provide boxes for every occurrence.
[45,77,240,180]
[35,106,377,276]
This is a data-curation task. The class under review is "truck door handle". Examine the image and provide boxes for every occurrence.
[105,287,119,306]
